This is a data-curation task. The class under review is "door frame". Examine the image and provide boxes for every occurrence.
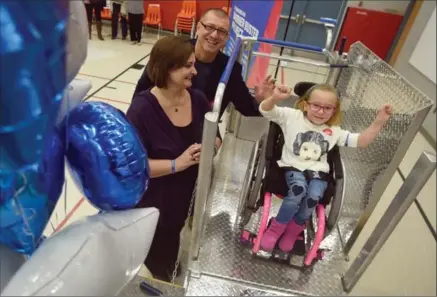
[279,0,349,52]
[329,0,349,52]
[387,0,422,65]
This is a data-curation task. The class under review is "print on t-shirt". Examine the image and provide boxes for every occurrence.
[292,131,329,162]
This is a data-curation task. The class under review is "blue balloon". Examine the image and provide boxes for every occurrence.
[39,128,65,214]
[0,129,65,255]
[61,102,149,211]
[0,0,68,255]
[0,1,68,175]
[0,169,49,255]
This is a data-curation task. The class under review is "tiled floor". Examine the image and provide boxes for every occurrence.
[45,26,436,295]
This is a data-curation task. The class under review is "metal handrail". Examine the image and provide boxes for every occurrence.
[212,37,243,116]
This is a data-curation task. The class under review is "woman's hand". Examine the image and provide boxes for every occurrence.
[176,143,201,171]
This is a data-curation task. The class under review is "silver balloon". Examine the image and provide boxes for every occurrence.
[1,208,159,296]
[66,0,88,84]
[56,78,92,127]
[0,244,26,293]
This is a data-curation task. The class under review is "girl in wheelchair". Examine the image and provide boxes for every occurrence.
[258,83,392,253]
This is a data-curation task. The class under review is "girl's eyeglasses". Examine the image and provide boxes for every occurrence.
[307,102,336,114]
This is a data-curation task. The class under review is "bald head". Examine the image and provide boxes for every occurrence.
[200,8,230,22]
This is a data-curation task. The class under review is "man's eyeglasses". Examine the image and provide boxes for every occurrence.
[200,22,228,38]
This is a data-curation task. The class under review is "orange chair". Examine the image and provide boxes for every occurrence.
[222,6,232,16]
[101,7,112,21]
[175,0,196,38]
[143,4,162,39]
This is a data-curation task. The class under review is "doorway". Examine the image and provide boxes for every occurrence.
[276,0,348,52]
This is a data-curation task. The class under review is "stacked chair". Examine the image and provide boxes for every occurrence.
[174,0,196,38]
[222,6,232,16]
[101,7,112,21]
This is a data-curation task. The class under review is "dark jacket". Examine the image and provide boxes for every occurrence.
[132,40,261,118]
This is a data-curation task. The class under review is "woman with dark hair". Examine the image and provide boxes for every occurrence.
[126,36,221,282]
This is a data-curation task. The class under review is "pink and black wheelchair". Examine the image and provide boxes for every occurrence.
[239,81,345,268]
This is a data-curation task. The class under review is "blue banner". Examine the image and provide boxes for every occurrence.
[224,1,277,77]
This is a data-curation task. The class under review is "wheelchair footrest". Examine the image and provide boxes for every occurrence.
[239,229,306,257]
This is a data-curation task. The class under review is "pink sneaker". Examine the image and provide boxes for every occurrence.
[278,220,305,253]
[260,218,287,252]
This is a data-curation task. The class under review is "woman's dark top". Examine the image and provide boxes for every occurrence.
[126,88,210,230]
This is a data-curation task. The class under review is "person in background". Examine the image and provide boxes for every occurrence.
[126,0,145,45]
[83,0,106,40]
[110,0,128,40]
[126,36,222,282]
[133,8,275,124]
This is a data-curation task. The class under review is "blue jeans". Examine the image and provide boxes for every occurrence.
[276,170,328,225]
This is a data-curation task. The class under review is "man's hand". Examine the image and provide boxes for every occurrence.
[254,75,276,103]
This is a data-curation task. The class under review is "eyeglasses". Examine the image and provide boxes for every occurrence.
[307,102,336,114]
[200,22,229,38]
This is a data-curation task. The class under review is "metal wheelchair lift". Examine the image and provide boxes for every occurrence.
[120,18,435,297]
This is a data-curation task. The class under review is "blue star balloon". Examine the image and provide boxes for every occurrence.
[0,128,65,255]
[0,1,68,175]
[0,0,68,254]
[61,102,149,211]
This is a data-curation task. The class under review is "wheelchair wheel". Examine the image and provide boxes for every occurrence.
[239,138,260,225]
[241,134,267,226]
[247,133,267,208]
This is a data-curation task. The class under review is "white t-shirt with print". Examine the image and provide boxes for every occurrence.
[259,104,360,173]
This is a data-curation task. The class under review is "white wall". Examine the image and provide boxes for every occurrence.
[393,1,436,142]
[348,0,410,15]
[409,7,436,84]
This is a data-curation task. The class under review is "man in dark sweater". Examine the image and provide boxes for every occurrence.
[132,8,275,119]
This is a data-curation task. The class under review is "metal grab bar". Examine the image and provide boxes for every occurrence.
[212,37,243,116]
[252,51,345,68]
[190,37,244,262]
[256,37,324,53]
[320,17,337,25]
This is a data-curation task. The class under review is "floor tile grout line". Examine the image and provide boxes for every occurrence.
[78,73,139,86]
[91,95,130,106]
[84,53,150,100]
[397,167,437,241]
[53,197,86,233]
